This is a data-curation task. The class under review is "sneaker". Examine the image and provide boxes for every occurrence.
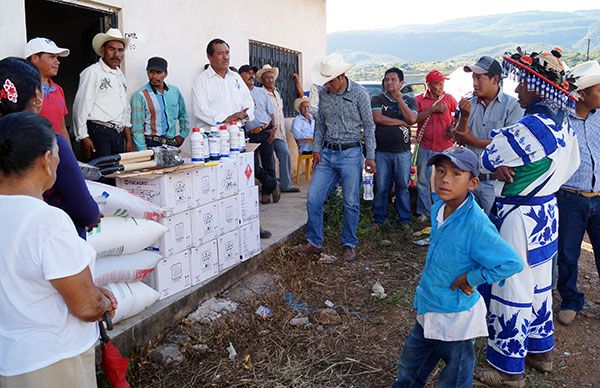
[259,228,272,239]
[557,309,577,326]
[342,246,357,262]
[272,182,281,203]
[295,242,322,255]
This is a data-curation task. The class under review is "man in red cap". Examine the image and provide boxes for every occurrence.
[414,70,457,221]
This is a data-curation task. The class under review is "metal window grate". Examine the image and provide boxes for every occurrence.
[249,40,300,117]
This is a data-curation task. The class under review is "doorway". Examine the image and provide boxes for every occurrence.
[25,0,118,134]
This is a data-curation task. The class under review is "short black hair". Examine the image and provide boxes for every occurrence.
[384,67,404,81]
[206,38,229,56]
[0,112,55,176]
[0,57,41,116]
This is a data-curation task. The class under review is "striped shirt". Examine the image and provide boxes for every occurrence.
[563,109,600,192]
[313,79,376,159]
[131,83,190,150]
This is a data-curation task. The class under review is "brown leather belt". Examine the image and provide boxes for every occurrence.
[248,123,272,135]
[144,135,179,146]
[561,188,600,198]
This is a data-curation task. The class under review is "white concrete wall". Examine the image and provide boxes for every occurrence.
[1,0,326,107]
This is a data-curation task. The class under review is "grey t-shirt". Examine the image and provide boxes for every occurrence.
[467,90,524,155]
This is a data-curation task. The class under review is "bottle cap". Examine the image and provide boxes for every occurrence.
[192,127,200,132]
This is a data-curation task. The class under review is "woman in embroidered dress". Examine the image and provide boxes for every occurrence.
[475,47,580,387]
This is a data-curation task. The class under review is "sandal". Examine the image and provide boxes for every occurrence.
[526,355,553,373]
[474,368,525,387]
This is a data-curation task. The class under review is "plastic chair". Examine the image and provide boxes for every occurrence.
[295,138,314,184]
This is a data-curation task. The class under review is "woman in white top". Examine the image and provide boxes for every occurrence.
[0,110,116,387]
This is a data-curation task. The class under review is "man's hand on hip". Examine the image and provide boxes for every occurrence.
[494,166,515,183]
[365,159,377,174]
[312,152,321,171]
[81,137,95,160]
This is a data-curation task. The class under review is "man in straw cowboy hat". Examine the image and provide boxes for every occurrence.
[291,96,315,154]
[296,53,376,262]
[475,47,580,386]
[556,60,600,326]
[73,28,133,160]
[256,64,300,193]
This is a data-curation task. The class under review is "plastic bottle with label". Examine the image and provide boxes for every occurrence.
[190,127,205,164]
[94,191,110,213]
[219,124,230,158]
[201,127,210,162]
[362,170,374,200]
[208,126,221,160]
[228,120,240,154]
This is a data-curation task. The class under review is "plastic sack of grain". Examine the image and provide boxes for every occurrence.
[88,217,168,257]
[94,251,162,285]
[103,282,160,324]
[86,180,165,221]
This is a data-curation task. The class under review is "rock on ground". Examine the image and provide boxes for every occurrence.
[187,297,238,324]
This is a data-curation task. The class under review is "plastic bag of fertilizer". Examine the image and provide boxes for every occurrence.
[86,180,165,221]
[94,251,162,285]
[88,217,168,257]
[104,282,160,324]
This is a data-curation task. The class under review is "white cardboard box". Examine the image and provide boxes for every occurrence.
[191,202,219,246]
[218,194,240,235]
[190,239,219,286]
[217,157,238,198]
[116,171,193,215]
[238,186,259,225]
[192,165,219,206]
[237,151,255,190]
[151,210,192,256]
[240,219,261,261]
[218,230,240,272]
[146,250,191,300]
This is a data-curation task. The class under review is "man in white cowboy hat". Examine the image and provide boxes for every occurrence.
[296,52,376,262]
[257,64,300,193]
[291,96,314,154]
[556,60,600,326]
[25,37,72,147]
[73,28,132,160]
[191,38,254,130]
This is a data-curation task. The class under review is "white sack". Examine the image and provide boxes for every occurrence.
[86,180,165,221]
[94,251,162,285]
[104,282,160,324]
[88,217,168,257]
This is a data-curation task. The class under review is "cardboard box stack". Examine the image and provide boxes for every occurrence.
[116,150,261,300]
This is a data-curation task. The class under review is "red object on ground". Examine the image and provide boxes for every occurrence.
[99,314,130,388]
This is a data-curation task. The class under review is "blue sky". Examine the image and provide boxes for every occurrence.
[327,0,600,32]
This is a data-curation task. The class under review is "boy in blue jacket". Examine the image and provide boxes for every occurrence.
[393,146,523,388]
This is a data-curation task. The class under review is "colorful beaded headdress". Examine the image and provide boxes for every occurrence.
[502,47,578,114]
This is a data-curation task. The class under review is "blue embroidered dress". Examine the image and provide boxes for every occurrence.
[480,101,580,374]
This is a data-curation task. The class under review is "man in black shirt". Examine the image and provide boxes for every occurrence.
[371,67,417,229]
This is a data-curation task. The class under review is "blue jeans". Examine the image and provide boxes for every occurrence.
[373,151,411,224]
[394,322,475,388]
[557,189,600,311]
[416,147,436,217]
[473,179,496,215]
[273,139,294,191]
[306,147,363,248]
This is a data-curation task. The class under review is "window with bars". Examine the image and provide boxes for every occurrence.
[249,40,300,117]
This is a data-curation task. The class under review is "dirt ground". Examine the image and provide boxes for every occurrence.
[129,196,600,387]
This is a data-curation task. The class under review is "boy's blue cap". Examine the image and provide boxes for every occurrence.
[427,146,481,177]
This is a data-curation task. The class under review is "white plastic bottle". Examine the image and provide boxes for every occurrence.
[201,127,210,162]
[362,170,374,200]
[228,120,240,154]
[219,124,230,158]
[190,127,205,164]
[94,191,110,213]
[208,126,221,160]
